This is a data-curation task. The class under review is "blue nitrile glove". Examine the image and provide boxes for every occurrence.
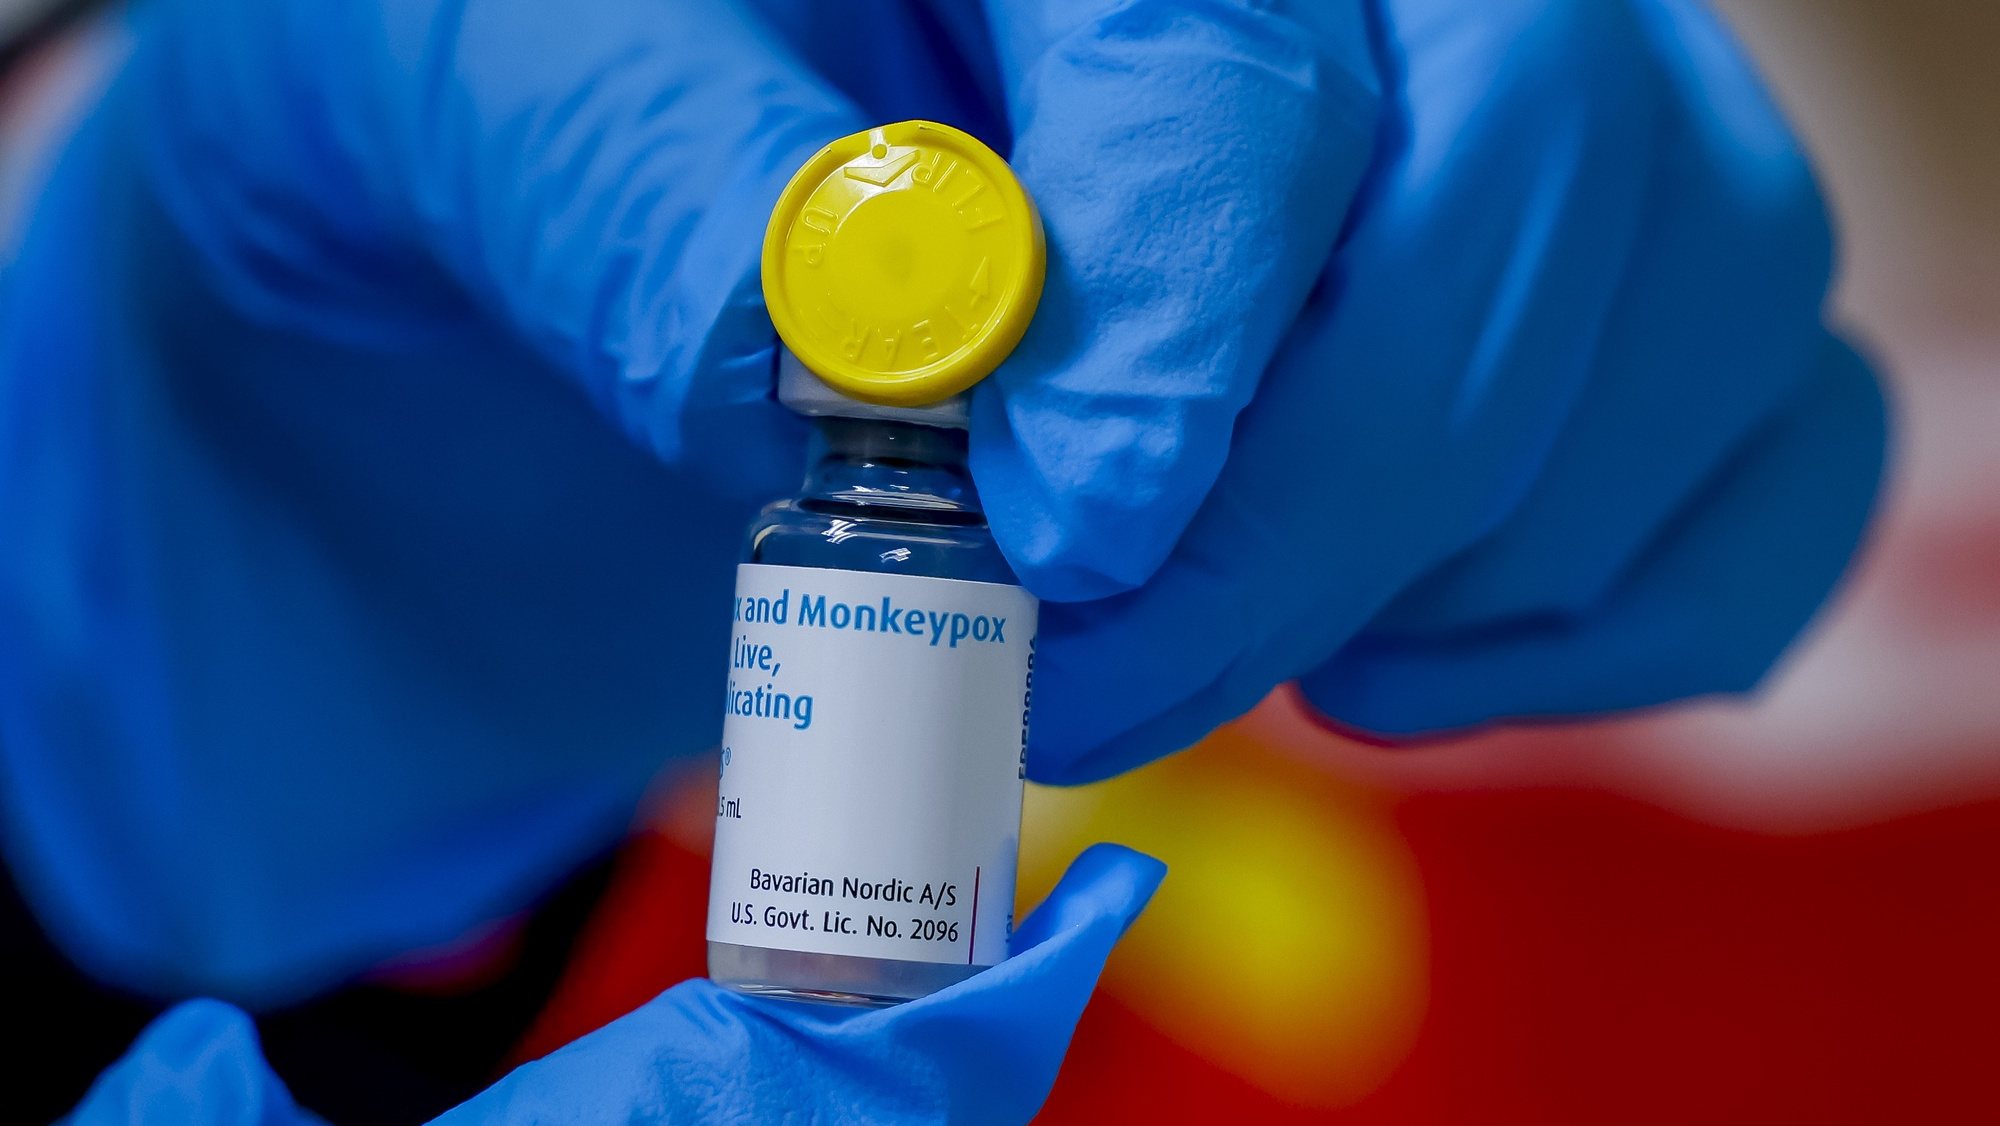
[972,0,1888,781]
[0,0,1882,1027]
[64,846,1162,1125]
[3,0,882,1004]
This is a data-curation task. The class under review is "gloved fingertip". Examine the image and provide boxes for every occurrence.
[1092,846,1168,942]
[1005,552,1154,604]
[68,1000,314,1126]
[134,998,263,1061]
[976,394,1192,608]
[1012,843,1166,954]
[984,525,1154,603]
[1070,841,1169,917]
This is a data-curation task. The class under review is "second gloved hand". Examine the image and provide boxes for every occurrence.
[968,0,1888,780]
[63,846,1164,1125]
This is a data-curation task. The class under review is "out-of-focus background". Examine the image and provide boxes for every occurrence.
[5,1,1996,1121]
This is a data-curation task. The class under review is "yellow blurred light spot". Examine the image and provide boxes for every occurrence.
[1020,727,1428,1107]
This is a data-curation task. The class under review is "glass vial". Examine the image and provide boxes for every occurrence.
[706,389,1036,1006]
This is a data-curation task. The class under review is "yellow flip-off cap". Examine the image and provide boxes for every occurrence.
[763,120,1045,408]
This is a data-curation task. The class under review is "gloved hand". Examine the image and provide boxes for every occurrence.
[63,846,1162,1125]
[0,0,1881,1018]
[976,0,1887,781]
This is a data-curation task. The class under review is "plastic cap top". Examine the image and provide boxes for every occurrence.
[763,120,1045,408]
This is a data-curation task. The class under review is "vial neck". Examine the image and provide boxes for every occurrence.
[799,417,983,521]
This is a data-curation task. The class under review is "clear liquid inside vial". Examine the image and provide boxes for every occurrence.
[709,415,1019,1006]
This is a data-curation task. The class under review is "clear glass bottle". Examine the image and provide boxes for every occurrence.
[712,117,1044,1006]
[708,404,1020,1005]
[741,416,1014,587]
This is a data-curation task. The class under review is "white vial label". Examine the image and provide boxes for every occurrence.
[707,563,1037,968]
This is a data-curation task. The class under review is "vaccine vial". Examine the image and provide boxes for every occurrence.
[706,121,1046,1005]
